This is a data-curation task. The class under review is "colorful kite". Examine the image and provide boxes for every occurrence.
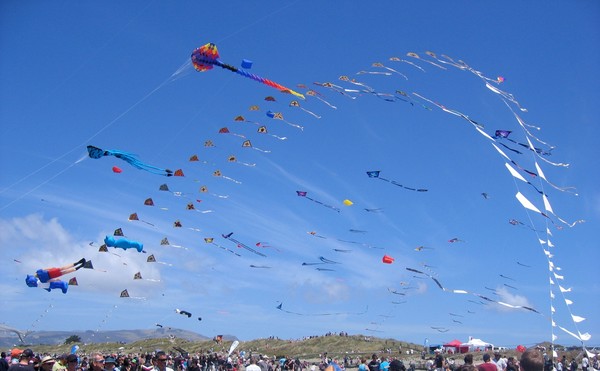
[87,145,173,176]
[296,191,340,212]
[366,171,428,192]
[26,258,88,286]
[221,232,267,257]
[191,42,304,99]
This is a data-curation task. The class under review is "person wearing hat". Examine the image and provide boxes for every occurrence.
[103,357,118,371]
[8,349,35,371]
[41,357,56,371]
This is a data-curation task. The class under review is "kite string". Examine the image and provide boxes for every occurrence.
[0,72,179,213]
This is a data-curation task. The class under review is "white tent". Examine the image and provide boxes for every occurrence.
[460,337,494,352]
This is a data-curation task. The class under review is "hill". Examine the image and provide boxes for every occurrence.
[0,328,214,348]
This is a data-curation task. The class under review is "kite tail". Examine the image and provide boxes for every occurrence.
[106,150,173,176]
[234,69,305,99]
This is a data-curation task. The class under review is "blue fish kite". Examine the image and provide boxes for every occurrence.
[104,235,144,253]
[87,145,173,176]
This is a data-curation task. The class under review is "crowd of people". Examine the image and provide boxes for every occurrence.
[1,346,598,371]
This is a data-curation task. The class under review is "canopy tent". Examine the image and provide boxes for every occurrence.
[460,337,494,352]
[443,339,464,354]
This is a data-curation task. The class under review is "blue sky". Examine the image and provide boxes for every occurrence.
[1,1,598,348]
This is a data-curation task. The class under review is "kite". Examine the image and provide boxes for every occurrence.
[256,241,281,252]
[112,166,122,173]
[296,191,340,212]
[26,258,88,285]
[366,171,428,192]
[114,228,124,236]
[128,212,154,226]
[448,237,465,243]
[388,288,406,296]
[219,127,245,138]
[382,255,395,264]
[343,199,353,206]
[67,277,78,286]
[98,244,121,257]
[250,264,272,269]
[414,246,433,251]
[175,309,192,318]
[306,90,336,109]
[86,145,173,176]
[370,62,408,79]
[241,140,270,153]
[257,125,287,140]
[191,42,304,99]
[120,289,145,300]
[276,302,368,316]
[228,155,256,167]
[494,130,553,156]
[146,254,172,266]
[222,232,267,257]
[199,185,229,198]
[213,169,241,184]
[186,201,213,214]
[406,52,446,70]
[133,272,160,282]
[302,256,341,266]
[339,75,374,91]
[289,100,321,119]
[313,81,360,99]
[104,235,144,253]
[389,56,426,72]
[204,237,241,257]
[406,267,541,314]
[25,276,69,294]
[234,115,260,125]
[144,197,169,210]
[264,96,276,101]
[266,110,304,131]
[160,237,187,250]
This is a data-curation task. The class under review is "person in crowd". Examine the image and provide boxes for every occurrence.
[478,354,497,371]
[493,354,507,371]
[152,352,172,371]
[519,350,544,371]
[246,358,261,371]
[66,355,79,371]
[8,349,35,371]
[40,357,55,371]
[368,355,380,371]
